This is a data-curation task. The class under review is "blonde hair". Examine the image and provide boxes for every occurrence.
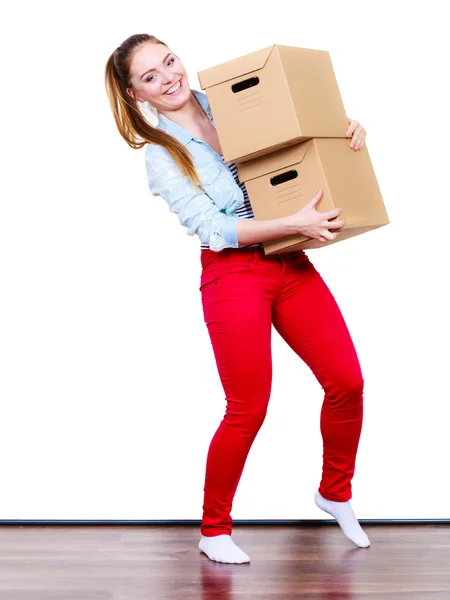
[105,33,202,189]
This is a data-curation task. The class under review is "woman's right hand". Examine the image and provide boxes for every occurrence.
[288,190,344,243]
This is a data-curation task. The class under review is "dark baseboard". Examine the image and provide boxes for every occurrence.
[1,519,449,526]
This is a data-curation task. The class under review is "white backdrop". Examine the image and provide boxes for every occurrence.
[1,0,449,521]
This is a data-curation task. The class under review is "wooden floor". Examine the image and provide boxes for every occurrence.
[0,524,449,599]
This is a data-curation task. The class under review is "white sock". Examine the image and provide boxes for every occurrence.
[199,534,250,564]
[314,491,370,548]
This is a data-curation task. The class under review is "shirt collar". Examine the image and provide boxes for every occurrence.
[156,89,212,145]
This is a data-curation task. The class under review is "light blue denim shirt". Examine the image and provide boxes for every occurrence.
[144,90,246,252]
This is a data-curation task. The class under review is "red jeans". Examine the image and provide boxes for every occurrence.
[199,246,364,537]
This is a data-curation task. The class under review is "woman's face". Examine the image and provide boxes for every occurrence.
[126,42,191,112]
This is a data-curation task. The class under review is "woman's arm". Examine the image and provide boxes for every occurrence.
[145,146,294,252]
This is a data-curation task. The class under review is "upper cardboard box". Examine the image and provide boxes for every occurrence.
[198,45,349,163]
[198,46,275,89]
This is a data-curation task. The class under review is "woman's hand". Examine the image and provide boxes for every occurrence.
[346,118,366,151]
[288,190,344,244]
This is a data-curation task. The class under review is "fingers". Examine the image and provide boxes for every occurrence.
[346,119,358,138]
[350,126,367,151]
[324,207,343,220]
[326,218,345,230]
[307,189,323,208]
[350,127,366,150]
[316,220,344,243]
[313,229,338,243]
[346,118,367,151]
[321,229,338,241]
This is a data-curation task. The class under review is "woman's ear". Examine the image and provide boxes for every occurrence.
[126,88,146,103]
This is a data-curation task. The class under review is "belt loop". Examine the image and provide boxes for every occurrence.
[252,248,262,263]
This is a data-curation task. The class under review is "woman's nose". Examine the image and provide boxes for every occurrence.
[162,70,177,85]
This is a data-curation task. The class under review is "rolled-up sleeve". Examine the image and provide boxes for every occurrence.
[145,145,239,252]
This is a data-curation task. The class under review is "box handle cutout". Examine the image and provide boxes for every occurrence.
[231,77,260,93]
[270,170,298,186]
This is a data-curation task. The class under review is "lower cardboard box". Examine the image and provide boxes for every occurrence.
[237,138,389,253]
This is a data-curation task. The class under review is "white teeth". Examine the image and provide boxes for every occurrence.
[165,81,181,95]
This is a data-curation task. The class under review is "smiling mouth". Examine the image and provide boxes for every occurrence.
[164,80,182,95]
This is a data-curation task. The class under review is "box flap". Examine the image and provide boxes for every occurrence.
[238,142,312,183]
[198,45,276,89]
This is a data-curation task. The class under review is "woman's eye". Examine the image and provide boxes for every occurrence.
[145,58,174,82]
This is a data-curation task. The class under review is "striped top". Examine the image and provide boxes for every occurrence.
[200,156,262,251]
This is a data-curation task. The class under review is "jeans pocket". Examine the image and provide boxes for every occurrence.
[199,256,252,292]
[200,257,253,327]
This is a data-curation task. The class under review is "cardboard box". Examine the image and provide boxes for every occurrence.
[237,138,389,254]
[198,44,348,163]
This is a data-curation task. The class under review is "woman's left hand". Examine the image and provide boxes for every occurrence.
[346,118,366,151]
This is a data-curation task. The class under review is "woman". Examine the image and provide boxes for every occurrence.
[105,33,370,564]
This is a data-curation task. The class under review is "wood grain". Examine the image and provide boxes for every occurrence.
[0,524,449,599]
